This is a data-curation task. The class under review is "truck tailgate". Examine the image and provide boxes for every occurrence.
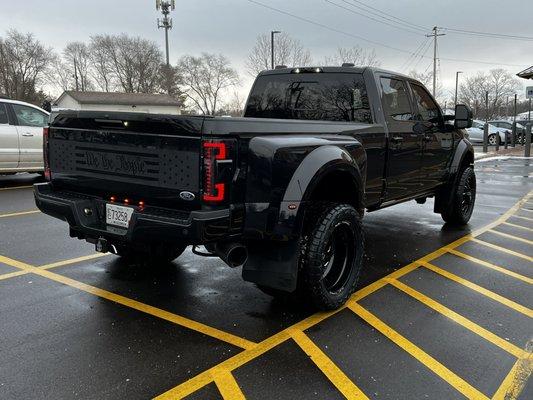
[48,113,204,209]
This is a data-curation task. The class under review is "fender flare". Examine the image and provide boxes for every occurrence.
[434,138,474,214]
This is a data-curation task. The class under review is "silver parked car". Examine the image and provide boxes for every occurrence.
[467,120,508,145]
[0,99,49,174]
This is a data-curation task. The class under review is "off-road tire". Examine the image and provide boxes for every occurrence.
[441,166,476,225]
[299,203,364,310]
[116,243,187,265]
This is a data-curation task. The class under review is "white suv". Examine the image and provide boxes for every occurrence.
[0,98,49,174]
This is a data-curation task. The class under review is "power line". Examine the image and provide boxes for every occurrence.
[325,0,424,36]
[441,27,533,42]
[401,37,430,72]
[246,0,417,55]
[245,0,529,69]
[343,0,429,32]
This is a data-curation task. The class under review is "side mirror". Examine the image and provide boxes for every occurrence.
[454,104,473,129]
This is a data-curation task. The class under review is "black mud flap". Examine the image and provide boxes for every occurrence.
[241,239,300,292]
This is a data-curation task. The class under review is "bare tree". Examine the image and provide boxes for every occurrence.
[0,30,55,103]
[89,35,115,92]
[246,33,312,76]
[178,53,239,115]
[459,69,521,119]
[89,34,164,93]
[325,47,380,67]
[62,41,93,91]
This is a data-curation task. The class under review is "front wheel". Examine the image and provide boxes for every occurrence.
[441,166,476,225]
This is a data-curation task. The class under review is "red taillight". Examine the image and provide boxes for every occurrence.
[203,141,228,203]
[43,127,51,181]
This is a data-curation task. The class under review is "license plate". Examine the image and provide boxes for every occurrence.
[106,204,134,228]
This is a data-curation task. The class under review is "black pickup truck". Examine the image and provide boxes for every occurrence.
[34,66,475,310]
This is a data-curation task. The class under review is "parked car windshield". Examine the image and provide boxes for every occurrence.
[244,73,372,123]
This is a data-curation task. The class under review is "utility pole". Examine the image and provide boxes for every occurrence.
[271,30,281,69]
[454,71,462,108]
[157,0,176,66]
[426,27,445,97]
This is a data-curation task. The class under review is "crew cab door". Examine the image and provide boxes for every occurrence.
[379,76,422,201]
[408,82,452,191]
[0,102,19,169]
[11,103,48,169]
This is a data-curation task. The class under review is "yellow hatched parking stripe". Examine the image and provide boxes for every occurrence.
[492,353,533,400]
[510,214,533,223]
[0,210,40,218]
[212,368,246,400]
[421,262,533,318]
[489,229,533,246]
[290,329,368,400]
[389,279,527,359]
[471,238,533,263]
[0,254,256,351]
[503,221,533,232]
[348,302,489,400]
[446,248,533,284]
[0,270,28,282]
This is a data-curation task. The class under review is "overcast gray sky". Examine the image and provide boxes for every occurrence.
[1,0,531,98]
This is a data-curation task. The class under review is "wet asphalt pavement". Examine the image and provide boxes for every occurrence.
[0,157,531,400]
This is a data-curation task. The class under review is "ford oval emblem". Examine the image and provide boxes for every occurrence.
[180,191,195,201]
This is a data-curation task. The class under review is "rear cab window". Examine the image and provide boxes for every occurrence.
[244,72,372,123]
[379,77,414,123]
[409,83,441,122]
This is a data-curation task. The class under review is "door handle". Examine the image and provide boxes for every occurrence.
[21,132,34,137]
[391,136,404,143]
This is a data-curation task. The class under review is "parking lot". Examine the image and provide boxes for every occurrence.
[0,157,531,399]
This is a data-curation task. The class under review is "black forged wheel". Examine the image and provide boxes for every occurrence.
[116,243,187,264]
[256,204,364,310]
[301,203,364,310]
[441,166,477,225]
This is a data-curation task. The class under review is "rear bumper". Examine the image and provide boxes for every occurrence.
[33,183,240,245]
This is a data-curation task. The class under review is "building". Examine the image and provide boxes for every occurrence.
[53,91,182,115]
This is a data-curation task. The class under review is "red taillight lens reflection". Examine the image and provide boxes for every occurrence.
[202,141,228,203]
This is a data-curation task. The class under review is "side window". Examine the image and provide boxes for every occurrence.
[410,83,440,121]
[12,104,48,127]
[380,77,413,122]
[0,103,8,124]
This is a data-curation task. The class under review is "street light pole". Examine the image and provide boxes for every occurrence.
[454,71,462,108]
[271,30,281,69]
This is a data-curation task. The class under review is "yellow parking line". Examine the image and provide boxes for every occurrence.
[520,208,533,213]
[0,270,28,282]
[492,353,533,400]
[155,264,419,399]
[489,229,533,246]
[471,238,533,263]
[0,210,40,218]
[212,369,245,400]
[510,215,533,223]
[389,279,527,359]
[290,329,368,400]
[0,185,33,191]
[446,249,533,284]
[39,253,108,270]
[421,262,533,318]
[0,254,256,351]
[347,302,488,400]
[503,222,533,232]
